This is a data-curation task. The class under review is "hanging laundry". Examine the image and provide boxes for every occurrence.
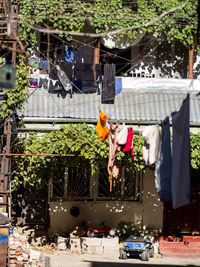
[102,64,116,104]
[49,66,59,80]
[39,59,49,72]
[171,94,190,209]
[38,78,48,90]
[155,117,172,202]
[95,64,102,82]
[82,45,94,65]
[74,63,94,81]
[96,110,109,141]
[116,126,128,146]
[29,79,38,88]
[108,122,119,192]
[56,47,66,62]
[122,127,134,156]
[142,125,160,166]
[60,62,73,81]
[49,80,63,93]
[115,77,122,95]
[65,46,74,62]
[74,46,83,63]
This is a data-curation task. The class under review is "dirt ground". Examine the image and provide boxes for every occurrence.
[43,252,200,267]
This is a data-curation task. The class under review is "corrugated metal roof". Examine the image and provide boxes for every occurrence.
[18,88,200,123]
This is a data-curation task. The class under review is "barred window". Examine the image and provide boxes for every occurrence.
[50,163,92,201]
[97,166,142,202]
[50,164,142,202]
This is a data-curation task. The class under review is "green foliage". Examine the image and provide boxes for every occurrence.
[12,125,200,190]
[13,0,198,46]
[12,124,145,190]
[0,56,29,121]
[117,221,136,240]
[190,132,200,169]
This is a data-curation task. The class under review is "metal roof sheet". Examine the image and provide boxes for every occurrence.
[18,88,200,123]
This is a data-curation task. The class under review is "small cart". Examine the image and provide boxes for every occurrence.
[120,236,154,261]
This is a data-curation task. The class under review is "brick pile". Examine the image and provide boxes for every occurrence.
[9,232,45,267]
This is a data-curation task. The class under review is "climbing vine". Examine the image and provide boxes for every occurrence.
[12,123,145,190]
[13,0,198,46]
[12,124,200,190]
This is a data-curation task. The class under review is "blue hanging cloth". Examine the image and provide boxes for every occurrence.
[65,46,74,62]
[171,94,191,209]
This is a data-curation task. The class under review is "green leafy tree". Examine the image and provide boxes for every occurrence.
[13,0,198,46]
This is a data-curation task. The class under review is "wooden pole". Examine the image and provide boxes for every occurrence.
[188,45,194,79]
[94,38,100,65]
[93,38,100,85]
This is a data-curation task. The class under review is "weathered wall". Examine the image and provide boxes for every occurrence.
[48,169,163,235]
[131,40,200,79]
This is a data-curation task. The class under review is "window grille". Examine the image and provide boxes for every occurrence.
[50,163,142,202]
[97,166,141,202]
[50,163,92,201]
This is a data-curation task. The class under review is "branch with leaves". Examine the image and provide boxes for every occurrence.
[14,0,198,46]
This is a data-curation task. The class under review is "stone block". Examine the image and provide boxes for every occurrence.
[9,249,16,255]
[9,240,15,246]
[10,259,17,264]
[57,237,68,250]
[30,249,41,261]
[16,256,23,262]
[22,253,29,261]
[70,237,81,253]
[13,233,20,238]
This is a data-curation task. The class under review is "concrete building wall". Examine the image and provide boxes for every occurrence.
[48,169,163,235]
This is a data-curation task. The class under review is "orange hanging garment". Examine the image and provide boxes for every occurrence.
[96,110,109,141]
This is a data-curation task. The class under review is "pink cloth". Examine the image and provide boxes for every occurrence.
[108,123,119,182]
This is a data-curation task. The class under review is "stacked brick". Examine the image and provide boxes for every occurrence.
[9,232,45,267]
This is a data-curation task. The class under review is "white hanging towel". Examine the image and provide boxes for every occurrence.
[116,126,128,145]
[142,125,160,165]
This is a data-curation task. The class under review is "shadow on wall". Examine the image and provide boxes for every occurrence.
[132,39,188,78]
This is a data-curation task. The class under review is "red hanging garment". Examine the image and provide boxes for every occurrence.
[122,127,134,156]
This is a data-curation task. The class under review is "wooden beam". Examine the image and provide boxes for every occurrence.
[188,45,194,79]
